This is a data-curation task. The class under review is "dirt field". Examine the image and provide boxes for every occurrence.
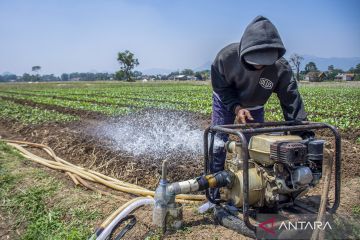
[0,100,359,239]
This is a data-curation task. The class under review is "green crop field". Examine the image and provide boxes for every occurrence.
[0,81,359,130]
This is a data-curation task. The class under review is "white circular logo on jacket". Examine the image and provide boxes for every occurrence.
[259,78,273,89]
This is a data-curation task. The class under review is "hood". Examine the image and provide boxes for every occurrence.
[239,16,286,63]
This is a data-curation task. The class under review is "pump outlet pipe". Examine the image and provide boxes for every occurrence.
[167,170,234,195]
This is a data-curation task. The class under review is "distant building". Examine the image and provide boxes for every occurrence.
[174,75,187,80]
[335,73,355,81]
[186,75,198,80]
[172,75,198,80]
[304,71,326,82]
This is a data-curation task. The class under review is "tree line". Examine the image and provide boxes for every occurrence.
[0,50,210,82]
[0,70,211,83]
[289,53,360,81]
[1,51,358,82]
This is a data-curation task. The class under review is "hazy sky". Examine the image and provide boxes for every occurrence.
[1,0,359,75]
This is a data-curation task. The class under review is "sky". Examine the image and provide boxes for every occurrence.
[0,0,359,75]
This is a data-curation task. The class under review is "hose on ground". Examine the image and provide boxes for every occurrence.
[99,197,154,240]
[213,206,256,238]
[89,197,155,240]
[3,139,205,203]
[108,214,136,240]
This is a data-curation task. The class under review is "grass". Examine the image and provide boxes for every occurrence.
[0,141,104,239]
[330,214,360,239]
[144,229,163,240]
[353,205,360,216]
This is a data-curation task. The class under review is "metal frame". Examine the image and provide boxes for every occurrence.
[203,121,341,231]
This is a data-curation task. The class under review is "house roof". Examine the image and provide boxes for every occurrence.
[336,73,355,77]
[306,71,322,77]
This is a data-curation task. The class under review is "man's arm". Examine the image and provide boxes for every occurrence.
[275,68,307,121]
[211,62,241,113]
[275,66,314,138]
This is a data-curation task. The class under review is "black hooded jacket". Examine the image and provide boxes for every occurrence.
[211,16,307,122]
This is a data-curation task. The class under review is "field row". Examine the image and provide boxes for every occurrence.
[0,90,212,114]
[0,99,79,124]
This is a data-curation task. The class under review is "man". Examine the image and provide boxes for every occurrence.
[210,15,312,201]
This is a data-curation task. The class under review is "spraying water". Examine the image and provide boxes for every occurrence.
[94,110,223,163]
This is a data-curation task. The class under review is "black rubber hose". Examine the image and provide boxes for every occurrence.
[108,215,137,240]
[213,206,256,239]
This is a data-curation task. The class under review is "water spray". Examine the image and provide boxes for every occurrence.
[94,110,224,164]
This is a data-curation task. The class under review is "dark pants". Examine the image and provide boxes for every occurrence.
[210,94,264,200]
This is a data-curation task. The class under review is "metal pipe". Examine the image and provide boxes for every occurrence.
[235,132,254,231]
[216,120,302,128]
[208,125,254,230]
[207,131,219,204]
[203,127,214,203]
[209,131,215,174]
[161,160,168,180]
[322,123,341,213]
[204,127,210,175]
[241,124,324,134]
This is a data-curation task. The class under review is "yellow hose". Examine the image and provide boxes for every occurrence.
[3,139,205,202]
[9,139,145,189]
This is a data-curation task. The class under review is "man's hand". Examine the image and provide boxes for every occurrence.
[234,105,254,124]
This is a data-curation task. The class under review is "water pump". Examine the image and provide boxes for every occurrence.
[152,121,341,236]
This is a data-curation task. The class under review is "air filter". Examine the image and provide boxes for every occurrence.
[270,142,307,167]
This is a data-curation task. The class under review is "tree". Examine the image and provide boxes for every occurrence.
[115,70,126,80]
[194,70,210,81]
[32,65,41,73]
[355,63,360,74]
[328,65,334,72]
[181,69,194,76]
[133,71,143,79]
[0,73,17,82]
[22,73,33,82]
[61,73,69,81]
[289,54,304,82]
[349,63,360,81]
[116,50,139,82]
[304,62,318,73]
[31,66,41,81]
[327,67,343,80]
[194,72,203,80]
[167,71,180,80]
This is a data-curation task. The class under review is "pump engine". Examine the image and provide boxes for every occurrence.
[225,134,325,208]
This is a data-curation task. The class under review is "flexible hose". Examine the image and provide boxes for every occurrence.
[3,139,205,202]
[95,197,155,240]
[89,197,151,240]
[7,139,147,189]
[213,206,255,238]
